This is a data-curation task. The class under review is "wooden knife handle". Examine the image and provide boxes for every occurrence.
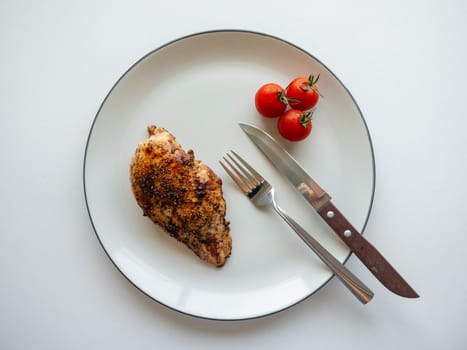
[317,201,419,298]
[317,201,373,262]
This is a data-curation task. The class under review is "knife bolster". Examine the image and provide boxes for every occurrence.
[297,182,331,211]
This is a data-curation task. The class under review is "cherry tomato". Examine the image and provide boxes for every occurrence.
[255,83,288,118]
[277,109,313,142]
[285,74,321,111]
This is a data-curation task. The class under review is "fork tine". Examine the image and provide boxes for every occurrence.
[224,156,255,190]
[226,153,261,188]
[230,151,264,185]
[219,157,251,194]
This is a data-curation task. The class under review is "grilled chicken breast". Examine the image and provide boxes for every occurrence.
[130,126,231,267]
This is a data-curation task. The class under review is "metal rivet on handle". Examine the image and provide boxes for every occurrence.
[326,211,334,218]
[344,229,352,237]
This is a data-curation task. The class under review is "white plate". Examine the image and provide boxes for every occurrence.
[84,30,375,320]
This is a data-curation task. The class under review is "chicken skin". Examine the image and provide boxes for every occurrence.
[130,126,231,267]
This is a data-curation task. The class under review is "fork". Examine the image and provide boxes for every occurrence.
[220,151,374,304]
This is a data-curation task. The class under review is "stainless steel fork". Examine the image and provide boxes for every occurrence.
[220,151,374,304]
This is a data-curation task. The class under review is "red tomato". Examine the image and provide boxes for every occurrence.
[285,74,321,111]
[255,83,288,118]
[277,109,313,142]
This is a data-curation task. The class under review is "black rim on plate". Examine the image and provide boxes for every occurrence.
[83,29,376,321]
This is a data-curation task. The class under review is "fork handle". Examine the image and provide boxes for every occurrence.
[273,205,374,304]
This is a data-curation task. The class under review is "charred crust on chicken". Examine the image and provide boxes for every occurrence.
[130,125,231,267]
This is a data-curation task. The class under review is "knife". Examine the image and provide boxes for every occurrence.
[239,122,419,298]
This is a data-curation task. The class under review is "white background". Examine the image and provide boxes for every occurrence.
[1,0,466,349]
